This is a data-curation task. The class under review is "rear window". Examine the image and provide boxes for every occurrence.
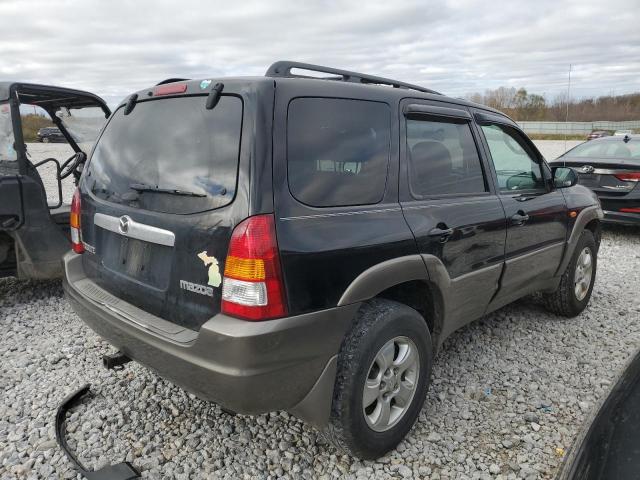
[287,97,390,207]
[565,140,640,159]
[86,95,242,214]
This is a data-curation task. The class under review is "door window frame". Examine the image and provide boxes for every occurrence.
[399,99,496,202]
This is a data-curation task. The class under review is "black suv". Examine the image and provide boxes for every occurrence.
[63,62,603,459]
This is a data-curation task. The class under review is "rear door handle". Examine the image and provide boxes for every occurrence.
[428,224,454,243]
[510,211,530,226]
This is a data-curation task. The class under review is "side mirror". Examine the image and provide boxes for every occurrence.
[553,167,578,188]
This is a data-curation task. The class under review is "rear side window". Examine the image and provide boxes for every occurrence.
[86,95,242,214]
[407,117,487,197]
[287,98,390,207]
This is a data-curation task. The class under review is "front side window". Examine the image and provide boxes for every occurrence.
[481,124,546,192]
[287,98,390,207]
[407,117,486,196]
[56,106,108,153]
[0,103,17,162]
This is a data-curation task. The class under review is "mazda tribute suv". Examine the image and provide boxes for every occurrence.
[63,61,603,459]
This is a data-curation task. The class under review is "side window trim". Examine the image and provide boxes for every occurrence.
[404,110,491,200]
[403,103,472,120]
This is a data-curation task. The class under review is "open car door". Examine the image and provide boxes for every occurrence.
[0,82,110,279]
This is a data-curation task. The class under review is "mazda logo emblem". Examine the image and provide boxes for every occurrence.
[119,215,131,234]
[581,165,595,174]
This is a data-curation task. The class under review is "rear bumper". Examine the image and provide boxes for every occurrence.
[63,251,358,426]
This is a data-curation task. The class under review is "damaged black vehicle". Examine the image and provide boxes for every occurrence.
[0,82,110,279]
[63,62,603,461]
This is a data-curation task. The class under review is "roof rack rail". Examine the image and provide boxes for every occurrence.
[265,61,440,95]
[156,78,190,86]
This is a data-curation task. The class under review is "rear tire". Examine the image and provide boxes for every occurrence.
[543,230,597,317]
[323,299,433,459]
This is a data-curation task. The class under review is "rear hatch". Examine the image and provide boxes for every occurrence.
[557,139,640,197]
[563,160,640,195]
[78,85,249,331]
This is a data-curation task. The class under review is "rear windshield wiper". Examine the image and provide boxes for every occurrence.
[129,183,206,197]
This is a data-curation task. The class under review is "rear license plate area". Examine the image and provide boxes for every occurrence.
[577,173,600,187]
[100,233,172,290]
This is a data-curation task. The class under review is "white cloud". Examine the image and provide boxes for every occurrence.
[0,0,638,106]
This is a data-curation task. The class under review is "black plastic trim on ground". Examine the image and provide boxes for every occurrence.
[55,383,140,480]
[558,349,640,480]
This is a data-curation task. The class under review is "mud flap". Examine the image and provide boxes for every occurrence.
[55,384,140,480]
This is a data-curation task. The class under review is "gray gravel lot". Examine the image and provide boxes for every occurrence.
[2,140,639,480]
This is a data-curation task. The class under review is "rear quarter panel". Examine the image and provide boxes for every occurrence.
[271,80,419,314]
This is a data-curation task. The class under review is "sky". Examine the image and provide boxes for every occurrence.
[1,0,639,107]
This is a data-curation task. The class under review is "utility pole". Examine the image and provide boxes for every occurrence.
[565,64,572,151]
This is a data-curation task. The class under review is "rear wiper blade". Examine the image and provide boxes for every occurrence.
[129,183,206,197]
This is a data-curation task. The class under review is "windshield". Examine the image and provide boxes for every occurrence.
[85,95,242,214]
[564,140,640,159]
[0,103,17,162]
[56,106,108,153]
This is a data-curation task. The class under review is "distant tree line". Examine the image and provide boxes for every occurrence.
[466,87,640,122]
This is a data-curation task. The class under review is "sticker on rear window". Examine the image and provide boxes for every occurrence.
[200,79,212,90]
[197,251,222,287]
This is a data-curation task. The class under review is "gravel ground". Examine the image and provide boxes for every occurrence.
[2,140,639,480]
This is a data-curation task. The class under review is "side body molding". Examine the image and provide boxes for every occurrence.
[555,205,604,276]
[338,255,430,306]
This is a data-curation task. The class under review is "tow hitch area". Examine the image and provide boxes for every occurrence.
[55,384,140,480]
[102,351,131,370]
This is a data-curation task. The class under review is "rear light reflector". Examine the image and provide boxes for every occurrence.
[222,278,267,306]
[620,207,640,213]
[614,172,640,182]
[221,214,287,321]
[153,83,187,96]
[70,188,84,254]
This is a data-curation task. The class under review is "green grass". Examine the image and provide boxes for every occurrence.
[526,133,586,141]
[20,114,55,142]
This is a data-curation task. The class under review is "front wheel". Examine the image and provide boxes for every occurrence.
[543,230,597,317]
[323,299,433,459]
[42,137,50,143]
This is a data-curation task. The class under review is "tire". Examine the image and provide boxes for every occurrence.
[543,230,597,317]
[323,298,433,459]
[42,137,50,143]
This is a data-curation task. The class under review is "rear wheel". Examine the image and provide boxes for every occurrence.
[543,230,597,317]
[323,299,432,459]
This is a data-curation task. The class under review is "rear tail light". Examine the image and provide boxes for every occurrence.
[614,172,640,182]
[620,207,640,213]
[221,214,287,321]
[70,188,84,254]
